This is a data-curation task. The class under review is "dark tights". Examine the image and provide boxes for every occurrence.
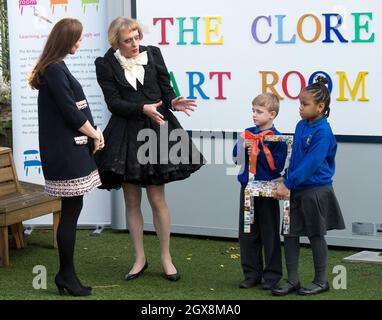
[284,235,328,287]
[57,196,83,282]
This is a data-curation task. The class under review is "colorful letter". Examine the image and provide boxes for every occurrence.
[209,71,231,100]
[177,17,201,45]
[259,71,283,100]
[322,14,348,43]
[297,14,321,43]
[203,16,224,44]
[275,15,296,44]
[282,71,306,99]
[251,16,272,44]
[153,17,174,45]
[187,72,210,99]
[336,71,369,101]
[352,12,375,43]
[308,71,333,93]
[169,72,181,96]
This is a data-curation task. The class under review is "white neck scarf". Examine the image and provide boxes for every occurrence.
[114,49,148,90]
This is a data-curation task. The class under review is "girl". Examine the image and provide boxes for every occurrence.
[29,18,104,296]
[272,76,345,296]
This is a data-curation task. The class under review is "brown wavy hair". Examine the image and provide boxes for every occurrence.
[28,18,83,89]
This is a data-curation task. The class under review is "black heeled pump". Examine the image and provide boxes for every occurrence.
[124,260,148,281]
[55,274,92,297]
[164,272,181,282]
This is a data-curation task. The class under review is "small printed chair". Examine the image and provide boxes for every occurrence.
[242,134,293,235]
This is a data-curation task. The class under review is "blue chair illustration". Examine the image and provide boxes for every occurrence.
[23,150,42,176]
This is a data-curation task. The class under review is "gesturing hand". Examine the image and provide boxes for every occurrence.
[143,101,165,125]
[171,96,197,116]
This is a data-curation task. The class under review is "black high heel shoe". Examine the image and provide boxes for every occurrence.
[124,260,148,281]
[74,274,92,291]
[55,274,92,297]
[164,272,181,282]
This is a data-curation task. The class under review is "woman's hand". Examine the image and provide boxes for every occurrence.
[93,127,105,154]
[143,101,165,125]
[171,96,197,116]
[274,183,290,200]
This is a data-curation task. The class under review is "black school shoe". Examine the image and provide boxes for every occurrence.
[239,277,262,289]
[262,281,278,290]
[271,281,301,296]
[298,281,330,295]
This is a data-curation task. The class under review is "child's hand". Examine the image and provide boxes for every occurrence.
[272,177,285,183]
[274,184,290,200]
[244,141,259,156]
[243,141,252,149]
[247,145,252,156]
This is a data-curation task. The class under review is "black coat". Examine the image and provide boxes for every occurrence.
[94,45,204,188]
[38,61,98,181]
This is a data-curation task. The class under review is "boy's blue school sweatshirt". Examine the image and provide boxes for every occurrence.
[233,126,288,186]
[284,116,337,190]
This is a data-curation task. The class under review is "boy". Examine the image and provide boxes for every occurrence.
[233,93,287,290]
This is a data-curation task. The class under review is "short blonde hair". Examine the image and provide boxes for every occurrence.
[252,93,280,115]
[108,17,143,50]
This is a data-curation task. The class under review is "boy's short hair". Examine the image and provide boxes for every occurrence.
[252,93,280,115]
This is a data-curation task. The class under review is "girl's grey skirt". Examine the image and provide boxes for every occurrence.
[282,185,345,237]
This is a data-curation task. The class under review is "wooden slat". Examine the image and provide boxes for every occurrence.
[0,192,58,213]
[19,181,45,192]
[0,226,9,266]
[0,182,17,197]
[2,200,61,226]
[0,167,15,183]
[0,154,11,168]
[8,151,20,192]
[17,222,26,248]
[0,147,11,155]
[10,224,22,249]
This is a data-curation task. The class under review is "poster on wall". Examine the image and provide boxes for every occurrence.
[136,0,381,137]
[7,0,111,225]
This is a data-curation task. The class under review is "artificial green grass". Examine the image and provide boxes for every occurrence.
[0,229,381,300]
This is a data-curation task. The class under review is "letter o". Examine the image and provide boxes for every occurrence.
[297,14,321,43]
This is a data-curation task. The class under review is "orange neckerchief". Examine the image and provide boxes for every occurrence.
[241,129,276,175]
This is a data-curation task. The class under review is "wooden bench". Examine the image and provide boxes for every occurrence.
[0,147,61,267]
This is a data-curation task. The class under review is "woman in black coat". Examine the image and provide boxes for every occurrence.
[95,17,204,281]
[29,18,104,296]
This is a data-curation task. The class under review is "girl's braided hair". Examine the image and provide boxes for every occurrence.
[303,76,331,118]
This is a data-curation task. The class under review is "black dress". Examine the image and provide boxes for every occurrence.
[94,45,205,188]
[38,61,101,197]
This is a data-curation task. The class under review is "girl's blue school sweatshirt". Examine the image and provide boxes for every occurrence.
[284,116,337,190]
